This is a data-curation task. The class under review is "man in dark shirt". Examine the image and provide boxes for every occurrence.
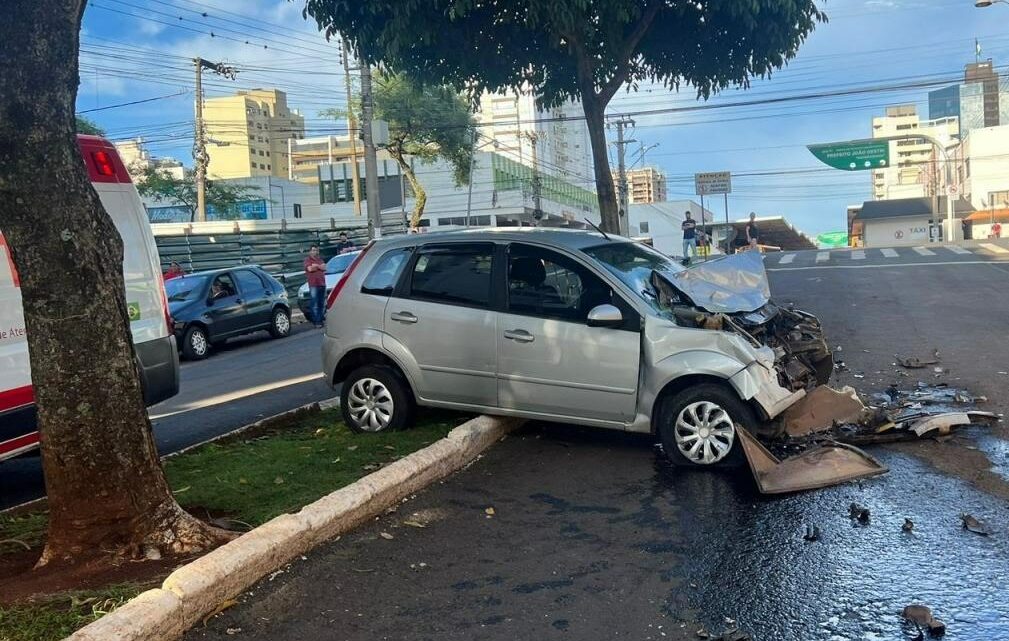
[304,244,327,328]
[681,212,697,262]
[335,231,355,255]
[746,212,760,251]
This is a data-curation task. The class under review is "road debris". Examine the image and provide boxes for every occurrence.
[780,385,869,437]
[849,503,870,523]
[902,604,946,637]
[379,532,395,540]
[902,518,914,533]
[803,525,821,541]
[896,350,940,369]
[961,513,991,536]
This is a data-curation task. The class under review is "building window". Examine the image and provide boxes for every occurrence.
[293,203,302,218]
[260,163,266,170]
[990,190,1009,208]
[267,164,271,170]
[258,150,264,156]
[266,151,270,157]
[639,221,650,233]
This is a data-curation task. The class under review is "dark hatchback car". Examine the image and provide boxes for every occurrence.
[165,266,291,360]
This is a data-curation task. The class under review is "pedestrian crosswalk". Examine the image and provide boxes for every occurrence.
[763,243,1009,267]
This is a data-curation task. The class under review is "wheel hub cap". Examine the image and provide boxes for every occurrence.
[673,401,736,465]
[347,378,394,432]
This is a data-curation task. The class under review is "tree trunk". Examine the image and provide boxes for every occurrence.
[581,94,621,234]
[390,150,427,230]
[0,0,226,568]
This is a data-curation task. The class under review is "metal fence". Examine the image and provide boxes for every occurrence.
[153,214,407,295]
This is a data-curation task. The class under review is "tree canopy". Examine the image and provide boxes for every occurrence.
[323,69,476,228]
[135,166,259,222]
[303,0,826,232]
[75,115,104,135]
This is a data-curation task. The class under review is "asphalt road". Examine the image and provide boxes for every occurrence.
[188,244,1009,641]
[0,322,335,511]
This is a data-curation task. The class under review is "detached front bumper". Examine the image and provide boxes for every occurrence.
[731,360,806,420]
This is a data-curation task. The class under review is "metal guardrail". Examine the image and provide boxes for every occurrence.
[153,215,407,295]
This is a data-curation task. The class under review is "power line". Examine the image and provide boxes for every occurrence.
[76,90,190,113]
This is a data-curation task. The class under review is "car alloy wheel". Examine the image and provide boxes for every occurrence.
[190,329,208,357]
[346,377,394,432]
[673,401,736,465]
[274,310,290,334]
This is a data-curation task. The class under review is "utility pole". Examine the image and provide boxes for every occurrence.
[192,57,236,223]
[359,62,383,239]
[341,38,362,217]
[465,128,478,227]
[611,117,636,236]
[523,131,543,225]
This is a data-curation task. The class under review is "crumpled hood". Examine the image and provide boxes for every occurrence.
[657,251,771,314]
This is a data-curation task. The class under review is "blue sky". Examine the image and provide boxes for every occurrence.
[78,0,1006,237]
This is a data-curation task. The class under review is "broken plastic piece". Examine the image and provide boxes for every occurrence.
[902,604,946,638]
[781,386,869,437]
[849,503,871,523]
[902,518,914,533]
[961,513,991,536]
[737,428,888,494]
[803,525,821,541]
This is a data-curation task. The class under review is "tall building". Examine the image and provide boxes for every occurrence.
[613,167,667,204]
[203,89,305,180]
[928,59,1009,137]
[475,89,593,186]
[114,138,184,181]
[870,104,958,201]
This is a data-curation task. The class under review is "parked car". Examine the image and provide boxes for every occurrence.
[296,250,362,318]
[1,135,179,463]
[167,266,291,360]
[321,229,831,467]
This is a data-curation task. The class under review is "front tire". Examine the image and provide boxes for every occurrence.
[658,383,755,468]
[269,307,291,338]
[181,326,210,361]
[340,365,415,433]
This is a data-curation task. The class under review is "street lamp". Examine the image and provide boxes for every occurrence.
[975,0,1009,7]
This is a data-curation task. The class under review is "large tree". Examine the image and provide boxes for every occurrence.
[75,115,105,136]
[303,0,826,233]
[135,166,260,222]
[322,70,476,229]
[0,1,226,567]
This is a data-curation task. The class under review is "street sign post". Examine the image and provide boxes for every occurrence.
[806,140,889,171]
[694,171,732,195]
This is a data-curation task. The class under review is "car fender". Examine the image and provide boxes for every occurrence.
[649,349,751,399]
[324,329,421,400]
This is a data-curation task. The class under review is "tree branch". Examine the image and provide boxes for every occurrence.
[599,2,662,104]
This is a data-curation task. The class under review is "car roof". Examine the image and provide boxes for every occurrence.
[180,265,265,278]
[372,227,630,251]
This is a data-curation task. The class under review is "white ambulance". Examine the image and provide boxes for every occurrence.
[0,135,180,462]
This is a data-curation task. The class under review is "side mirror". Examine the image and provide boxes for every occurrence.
[587,304,623,328]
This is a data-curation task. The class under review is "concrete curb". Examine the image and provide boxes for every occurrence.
[64,414,523,641]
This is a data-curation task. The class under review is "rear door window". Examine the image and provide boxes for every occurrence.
[234,269,267,296]
[407,243,494,308]
[362,248,411,296]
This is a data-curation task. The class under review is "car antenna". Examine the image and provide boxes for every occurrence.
[584,218,610,241]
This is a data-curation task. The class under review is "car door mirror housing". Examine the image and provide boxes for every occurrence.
[587,304,623,328]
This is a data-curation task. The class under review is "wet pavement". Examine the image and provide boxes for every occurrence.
[188,422,1009,641]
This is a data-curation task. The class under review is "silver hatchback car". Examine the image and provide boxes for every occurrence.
[322,229,831,467]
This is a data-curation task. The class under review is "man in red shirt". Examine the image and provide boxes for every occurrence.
[164,261,184,280]
[304,244,327,328]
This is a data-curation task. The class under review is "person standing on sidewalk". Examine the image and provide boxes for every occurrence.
[681,212,697,263]
[746,212,760,251]
[304,245,327,328]
[335,231,355,254]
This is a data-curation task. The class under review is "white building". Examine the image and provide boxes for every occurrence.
[142,176,319,224]
[114,138,184,181]
[954,124,1009,211]
[476,89,593,186]
[627,201,712,256]
[870,104,959,201]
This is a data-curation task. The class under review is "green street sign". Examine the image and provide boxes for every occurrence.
[807,140,889,171]
[816,231,848,248]
[127,302,141,322]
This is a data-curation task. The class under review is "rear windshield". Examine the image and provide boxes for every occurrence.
[326,252,359,274]
[165,275,208,302]
[582,242,684,312]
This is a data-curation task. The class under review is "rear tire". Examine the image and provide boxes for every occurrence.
[341,365,415,433]
[181,326,210,361]
[269,307,291,338]
[657,383,755,468]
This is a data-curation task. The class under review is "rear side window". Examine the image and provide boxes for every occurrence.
[408,244,493,308]
[361,248,411,296]
[234,269,267,294]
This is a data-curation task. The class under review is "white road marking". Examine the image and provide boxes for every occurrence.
[779,253,795,264]
[148,372,325,420]
[851,250,866,260]
[816,252,829,263]
[913,246,935,256]
[946,245,971,254]
[979,242,1009,254]
[880,248,899,258]
[767,260,1005,272]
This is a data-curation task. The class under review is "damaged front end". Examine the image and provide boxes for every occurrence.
[653,252,833,394]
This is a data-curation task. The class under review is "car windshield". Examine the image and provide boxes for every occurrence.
[583,242,684,314]
[326,252,358,275]
[165,275,208,302]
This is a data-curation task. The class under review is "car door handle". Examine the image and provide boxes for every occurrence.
[503,329,535,343]
[390,311,418,324]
